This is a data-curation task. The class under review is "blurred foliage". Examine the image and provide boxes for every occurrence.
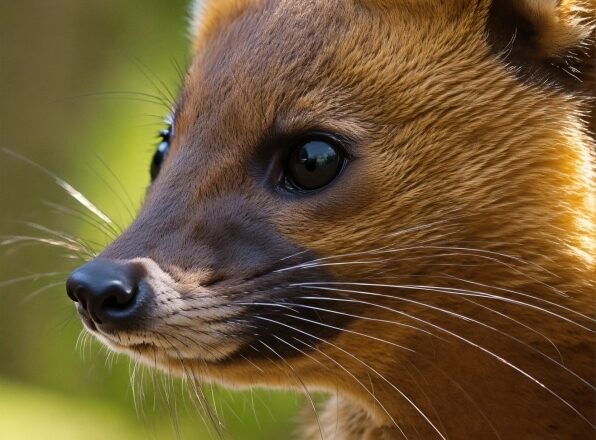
[0,1,303,438]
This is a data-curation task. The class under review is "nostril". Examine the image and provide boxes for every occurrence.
[101,283,137,310]
[102,295,122,310]
[66,259,146,328]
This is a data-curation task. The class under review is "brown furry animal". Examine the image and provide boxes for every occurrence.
[66,0,595,438]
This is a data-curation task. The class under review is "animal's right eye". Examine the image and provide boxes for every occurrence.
[150,124,171,182]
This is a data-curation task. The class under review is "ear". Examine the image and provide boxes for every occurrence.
[486,0,594,92]
[188,0,257,50]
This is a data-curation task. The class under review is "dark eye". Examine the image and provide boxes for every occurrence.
[150,124,171,182]
[286,138,345,191]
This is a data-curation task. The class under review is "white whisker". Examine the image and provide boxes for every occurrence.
[21,281,66,302]
[235,300,437,339]
[1,235,88,254]
[0,272,66,288]
[254,318,405,435]
[259,340,324,440]
[296,287,594,390]
[294,282,594,330]
[256,315,447,439]
[296,285,595,429]
[2,149,113,225]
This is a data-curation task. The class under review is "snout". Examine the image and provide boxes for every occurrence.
[66,259,149,330]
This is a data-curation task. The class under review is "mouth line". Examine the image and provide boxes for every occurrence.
[77,311,152,349]
[77,305,243,360]
[99,332,160,352]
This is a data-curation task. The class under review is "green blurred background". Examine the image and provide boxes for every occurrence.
[0,1,302,438]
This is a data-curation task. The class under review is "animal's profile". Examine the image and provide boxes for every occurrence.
[66,0,595,438]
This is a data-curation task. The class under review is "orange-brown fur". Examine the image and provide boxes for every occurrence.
[78,0,595,438]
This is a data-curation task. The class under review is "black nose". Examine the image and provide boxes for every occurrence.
[66,259,145,327]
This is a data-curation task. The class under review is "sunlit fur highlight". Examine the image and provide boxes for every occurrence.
[60,0,596,439]
[179,1,595,437]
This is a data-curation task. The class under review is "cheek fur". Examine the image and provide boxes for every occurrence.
[66,0,595,437]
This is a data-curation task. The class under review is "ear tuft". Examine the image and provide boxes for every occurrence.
[487,0,594,91]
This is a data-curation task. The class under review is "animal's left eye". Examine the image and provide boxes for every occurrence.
[150,124,171,182]
[285,137,345,191]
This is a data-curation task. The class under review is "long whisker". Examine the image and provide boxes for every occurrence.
[164,324,243,364]
[93,155,139,221]
[256,315,447,440]
[42,201,120,239]
[288,249,568,301]
[62,90,173,109]
[159,334,225,439]
[2,149,113,225]
[419,245,562,280]
[407,358,502,440]
[129,355,143,417]
[297,285,595,428]
[372,274,567,361]
[294,282,594,330]
[400,361,449,438]
[293,335,408,439]
[296,287,594,390]
[1,235,90,257]
[0,238,75,260]
[133,59,177,108]
[235,300,437,340]
[0,272,67,288]
[170,57,188,87]
[274,232,455,274]
[454,294,564,362]
[19,221,99,256]
[404,246,568,297]
[258,340,324,440]
[252,318,405,436]
[439,275,593,323]
[87,159,136,225]
[282,315,446,439]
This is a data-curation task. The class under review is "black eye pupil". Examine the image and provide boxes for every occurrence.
[288,140,343,190]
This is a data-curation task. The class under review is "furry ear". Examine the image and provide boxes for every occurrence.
[487,0,594,91]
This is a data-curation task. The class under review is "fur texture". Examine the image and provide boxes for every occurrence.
[74,1,595,438]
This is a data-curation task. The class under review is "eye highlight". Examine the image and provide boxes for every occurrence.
[286,137,345,191]
[150,124,171,182]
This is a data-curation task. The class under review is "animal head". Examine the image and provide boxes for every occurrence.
[67,0,594,437]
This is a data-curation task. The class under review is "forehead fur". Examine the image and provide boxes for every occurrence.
[189,0,260,50]
[174,0,593,266]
